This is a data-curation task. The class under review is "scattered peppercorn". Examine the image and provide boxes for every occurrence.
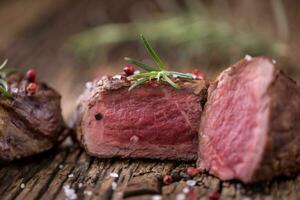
[192,69,204,80]
[26,83,37,95]
[26,68,36,82]
[186,167,200,177]
[95,113,102,120]
[123,65,135,76]
[163,175,173,185]
[208,191,220,200]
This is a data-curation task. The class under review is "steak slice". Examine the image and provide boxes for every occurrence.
[0,73,65,161]
[76,75,208,161]
[198,56,300,182]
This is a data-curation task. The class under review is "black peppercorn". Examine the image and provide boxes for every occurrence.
[95,113,102,120]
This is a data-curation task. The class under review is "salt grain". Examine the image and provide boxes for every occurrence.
[63,185,77,200]
[59,164,64,169]
[111,182,118,190]
[272,59,276,64]
[20,183,25,189]
[84,190,93,196]
[182,187,190,194]
[244,54,252,61]
[112,75,122,80]
[11,88,18,94]
[110,172,119,178]
[186,180,197,187]
[176,193,186,200]
[85,82,93,89]
[152,195,162,200]
[78,183,83,188]
[134,70,141,75]
[68,174,74,178]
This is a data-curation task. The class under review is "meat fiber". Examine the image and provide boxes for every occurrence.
[0,73,65,161]
[198,57,300,182]
[76,75,208,161]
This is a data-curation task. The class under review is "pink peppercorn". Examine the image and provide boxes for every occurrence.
[208,191,220,200]
[186,167,200,177]
[26,83,37,95]
[163,175,173,185]
[123,65,135,76]
[192,69,204,80]
[26,68,36,82]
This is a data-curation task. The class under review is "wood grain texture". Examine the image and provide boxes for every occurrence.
[0,1,299,199]
[0,140,299,200]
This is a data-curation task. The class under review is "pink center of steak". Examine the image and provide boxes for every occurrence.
[82,85,201,158]
[199,58,274,182]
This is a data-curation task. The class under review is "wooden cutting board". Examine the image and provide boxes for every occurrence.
[0,141,299,200]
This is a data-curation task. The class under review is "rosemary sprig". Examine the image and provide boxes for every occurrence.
[125,35,195,91]
[141,35,164,70]
[124,57,158,72]
[0,60,12,98]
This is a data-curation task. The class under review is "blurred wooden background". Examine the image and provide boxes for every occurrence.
[0,0,299,119]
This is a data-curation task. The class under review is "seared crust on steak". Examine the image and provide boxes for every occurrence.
[252,70,300,181]
[0,73,65,161]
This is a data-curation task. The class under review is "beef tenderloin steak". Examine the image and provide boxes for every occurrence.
[0,73,65,161]
[198,56,300,182]
[76,75,208,161]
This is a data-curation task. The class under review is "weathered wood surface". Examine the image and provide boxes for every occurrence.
[0,1,300,199]
[0,138,300,200]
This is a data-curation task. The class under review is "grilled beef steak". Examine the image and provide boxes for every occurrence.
[76,76,208,161]
[0,73,65,161]
[198,57,300,182]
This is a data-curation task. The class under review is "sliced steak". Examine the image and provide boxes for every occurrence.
[76,76,208,161]
[198,57,300,182]
[0,73,65,161]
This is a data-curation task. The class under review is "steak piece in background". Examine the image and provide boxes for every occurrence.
[76,76,208,161]
[198,57,300,183]
[0,73,65,161]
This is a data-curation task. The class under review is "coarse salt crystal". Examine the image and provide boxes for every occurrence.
[112,75,122,80]
[84,190,93,196]
[11,88,18,93]
[272,59,276,64]
[59,164,64,169]
[152,195,162,200]
[244,54,252,61]
[110,172,119,178]
[68,174,74,178]
[176,193,186,200]
[20,183,25,189]
[111,182,118,190]
[186,180,197,187]
[134,70,141,75]
[183,187,190,194]
[63,185,77,200]
[85,82,93,89]
[78,183,83,188]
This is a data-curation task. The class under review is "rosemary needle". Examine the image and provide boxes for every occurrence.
[125,35,195,91]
